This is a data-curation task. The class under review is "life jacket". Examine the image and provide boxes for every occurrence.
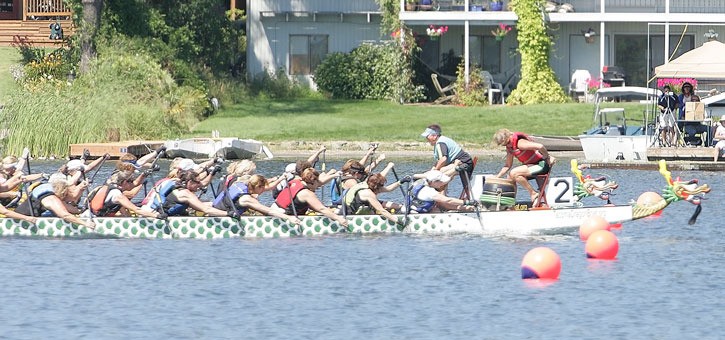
[141,177,172,206]
[88,184,122,217]
[15,183,56,217]
[507,132,543,165]
[215,175,238,197]
[343,181,371,214]
[212,181,250,214]
[330,175,358,205]
[142,178,185,214]
[433,136,462,165]
[274,179,309,215]
[407,180,435,213]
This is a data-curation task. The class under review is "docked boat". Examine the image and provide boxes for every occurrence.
[578,87,660,161]
[531,135,582,151]
[163,137,273,160]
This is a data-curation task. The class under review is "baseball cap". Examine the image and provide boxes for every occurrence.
[425,170,451,183]
[66,159,87,172]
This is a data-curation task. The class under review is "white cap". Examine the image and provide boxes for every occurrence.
[285,163,296,173]
[425,170,451,183]
[176,158,196,171]
[66,159,87,172]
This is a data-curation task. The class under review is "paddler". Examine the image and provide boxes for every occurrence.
[420,124,475,198]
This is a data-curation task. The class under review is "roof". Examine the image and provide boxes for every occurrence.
[595,86,661,101]
[654,40,725,79]
[700,92,725,106]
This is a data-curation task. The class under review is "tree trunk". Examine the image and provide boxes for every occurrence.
[79,0,103,74]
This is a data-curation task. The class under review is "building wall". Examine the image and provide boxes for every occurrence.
[247,0,382,86]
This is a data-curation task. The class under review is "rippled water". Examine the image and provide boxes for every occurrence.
[0,158,722,339]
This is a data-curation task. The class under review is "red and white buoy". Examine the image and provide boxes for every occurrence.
[521,247,561,280]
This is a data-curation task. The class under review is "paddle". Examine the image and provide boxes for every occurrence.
[390,167,410,229]
[320,149,326,204]
[20,148,36,217]
[459,168,484,229]
[390,167,408,199]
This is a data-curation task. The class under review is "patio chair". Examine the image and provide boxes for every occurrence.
[432,73,456,104]
[482,71,504,105]
[568,69,591,101]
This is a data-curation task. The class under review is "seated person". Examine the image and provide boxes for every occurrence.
[342,173,403,224]
[213,174,301,225]
[713,116,725,162]
[86,170,164,218]
[273,168,348,227]
[140,169,232,217]
[493,129,555,205]
[15,176,95,229]
[407,170,478,213]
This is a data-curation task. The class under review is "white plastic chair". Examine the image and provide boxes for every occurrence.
[569,69,591,100]
[481,71,504,105]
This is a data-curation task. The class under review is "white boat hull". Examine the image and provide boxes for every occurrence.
[164,138,268,160]
[579,134,653,161]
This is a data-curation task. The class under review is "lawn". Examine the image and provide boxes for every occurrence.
[191,98,647,147]
[0,47,21,102]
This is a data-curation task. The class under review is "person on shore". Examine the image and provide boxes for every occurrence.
[273,167,348,227]
[420,124,474,197]
[86,170,164,218]
[407,170,478,213]
[493,128,556,205]
[213,174,301,225]
[15,176,95,229]
[342,173,406,224]
[678,82,695,120]
[713,116,725,162]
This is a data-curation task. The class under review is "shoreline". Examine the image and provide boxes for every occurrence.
[266,141,584,160]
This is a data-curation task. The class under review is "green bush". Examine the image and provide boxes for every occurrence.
[249,69,320,100]
[314,42,423,101]
[453,60,487,106]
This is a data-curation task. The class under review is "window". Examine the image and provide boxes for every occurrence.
[615,34,694,86]
[290,35,328,75]
[468,35,501,73]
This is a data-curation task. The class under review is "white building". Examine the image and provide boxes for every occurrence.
[247,0,725,93]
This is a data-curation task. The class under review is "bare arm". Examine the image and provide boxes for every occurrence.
[307,146,327,164]
[177,189,228,217]
[359,190,398,223]
[42,195,95,229]
[113,191,160,218]
[432,192,474,212]
[496,153,514,178]
[299,189,348,226]
[238,196,301,225]
[0,204,36,224]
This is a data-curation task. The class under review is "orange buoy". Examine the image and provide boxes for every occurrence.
[637,191,665,208]
[579,216,610,241]
[585,230,619,260]
[521,247,561,280]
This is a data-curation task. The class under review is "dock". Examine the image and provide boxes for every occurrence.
[581,160,724,171]
[68,141,164,159]
[646,147,718,162]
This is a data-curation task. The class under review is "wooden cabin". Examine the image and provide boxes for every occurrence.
[0,0,72,46]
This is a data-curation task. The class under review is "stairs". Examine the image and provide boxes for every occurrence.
[0,20,73,47]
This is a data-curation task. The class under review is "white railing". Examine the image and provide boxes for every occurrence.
[24,0,71,20]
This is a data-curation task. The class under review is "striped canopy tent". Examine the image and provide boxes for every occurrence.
[654,40,725,79]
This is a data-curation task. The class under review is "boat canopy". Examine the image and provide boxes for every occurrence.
[594,86,662,102]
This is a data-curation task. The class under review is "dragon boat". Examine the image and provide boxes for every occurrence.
[0,160,709,239]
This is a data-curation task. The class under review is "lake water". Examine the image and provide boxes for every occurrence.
[0,158,722,339]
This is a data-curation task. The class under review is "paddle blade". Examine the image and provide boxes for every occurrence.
[688,204,702,225]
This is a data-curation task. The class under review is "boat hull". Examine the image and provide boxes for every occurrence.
[0,204,640,239]
[579,134,653,161]
[164,138,264,160]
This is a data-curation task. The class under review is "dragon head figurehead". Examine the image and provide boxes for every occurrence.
[658,160,711,205]
[571,159,619,202]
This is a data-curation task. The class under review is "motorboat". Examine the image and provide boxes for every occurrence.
[578,86,661,161]
[163,137,274,160]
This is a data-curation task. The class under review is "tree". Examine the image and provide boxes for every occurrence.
[79,0,103,74]
[506,0,568,104]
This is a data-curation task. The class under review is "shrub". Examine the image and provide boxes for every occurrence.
[249,69,319,100]
[453,60,487,106]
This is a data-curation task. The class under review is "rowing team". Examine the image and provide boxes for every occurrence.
[0,144,479,230]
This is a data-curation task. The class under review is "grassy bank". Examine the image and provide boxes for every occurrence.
[0,47,21,102]
[191,98,641,148]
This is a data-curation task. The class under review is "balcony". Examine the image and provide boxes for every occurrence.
[402,0,725,14]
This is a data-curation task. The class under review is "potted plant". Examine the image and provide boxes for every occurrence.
[491,23,511,41]
[489,0,504,11]
[419,0,433,10]
[426,25,448,41]
[470,0,484,11]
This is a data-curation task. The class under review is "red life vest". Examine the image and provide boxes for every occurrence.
[507,132,544,165]
[274,179,309,214]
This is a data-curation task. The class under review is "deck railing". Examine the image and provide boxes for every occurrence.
[24,0,71,20]
[402,0,725,14]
